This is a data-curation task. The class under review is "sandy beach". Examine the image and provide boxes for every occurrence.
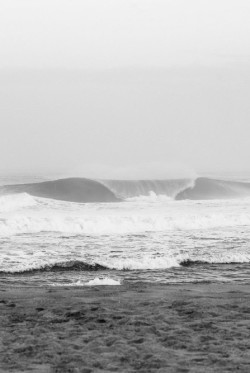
[0,283,249,372]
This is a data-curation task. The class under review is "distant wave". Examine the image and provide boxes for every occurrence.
[0,178,121,203]
[176,177,250,200]
[1,176,250,204]
[0,177,194,202]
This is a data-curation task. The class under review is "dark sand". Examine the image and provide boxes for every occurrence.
[0,283,250,373]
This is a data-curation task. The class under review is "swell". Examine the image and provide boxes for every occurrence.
[175,177,250,200]
[0,178,121,203]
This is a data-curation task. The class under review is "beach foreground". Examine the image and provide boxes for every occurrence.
[0,283,250,373]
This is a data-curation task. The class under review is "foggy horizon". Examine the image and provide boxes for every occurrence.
[1,0,250,177]
[1,65,250,177]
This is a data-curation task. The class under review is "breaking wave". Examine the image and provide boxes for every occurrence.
[100,178,193,199]
[1,252,250,275]
[176,177,250,200]
[0,178,120,203]
[0,177,193,202]
[0,258,180,274]
[1,176,250,203]
[0,261,108,275]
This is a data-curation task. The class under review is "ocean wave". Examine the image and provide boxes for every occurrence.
[0,260,108,275]
[176,177,250,200]
[2,250,250,275]
[0,257,181,274]
[1,176,250,203]
[0,178,120,203]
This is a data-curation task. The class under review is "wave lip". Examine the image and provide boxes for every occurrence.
[0,178,121,203]
[176,177,250,200]
[100,178,193,199]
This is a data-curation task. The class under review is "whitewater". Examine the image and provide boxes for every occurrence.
[0,174,250,286]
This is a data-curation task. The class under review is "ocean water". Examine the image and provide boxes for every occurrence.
[0,174,250,287]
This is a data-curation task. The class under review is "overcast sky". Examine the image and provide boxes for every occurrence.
[0,0,250,176]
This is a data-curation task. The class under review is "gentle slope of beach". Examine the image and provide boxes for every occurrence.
[0,283,250,373]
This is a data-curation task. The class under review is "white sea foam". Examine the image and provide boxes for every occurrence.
[100,178,194,199]
[1,203,250,236]
[51,278,121,286]
[99,256,181,270]
[2,248,250,276]
[126,191,172,202]
[0,193,37,212]
[86,277,121,286]
[193,253,250,264]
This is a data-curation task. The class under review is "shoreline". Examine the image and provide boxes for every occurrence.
[1,282,250,372]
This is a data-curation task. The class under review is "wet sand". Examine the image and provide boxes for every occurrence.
[0,282,250,372]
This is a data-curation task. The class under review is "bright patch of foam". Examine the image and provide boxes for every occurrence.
[126,191,172,202]
[0,193,37,213]
[1,197,250,236]
[51,278,121,286]
[99,256,181,270]
[193,253,250,264]
[86,277,121,286]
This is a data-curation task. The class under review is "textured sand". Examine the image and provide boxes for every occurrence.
[0,283,250,372]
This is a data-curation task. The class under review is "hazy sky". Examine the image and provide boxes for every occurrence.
[0,0,250,176]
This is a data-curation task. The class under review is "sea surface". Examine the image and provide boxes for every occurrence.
[0,173,250,287]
